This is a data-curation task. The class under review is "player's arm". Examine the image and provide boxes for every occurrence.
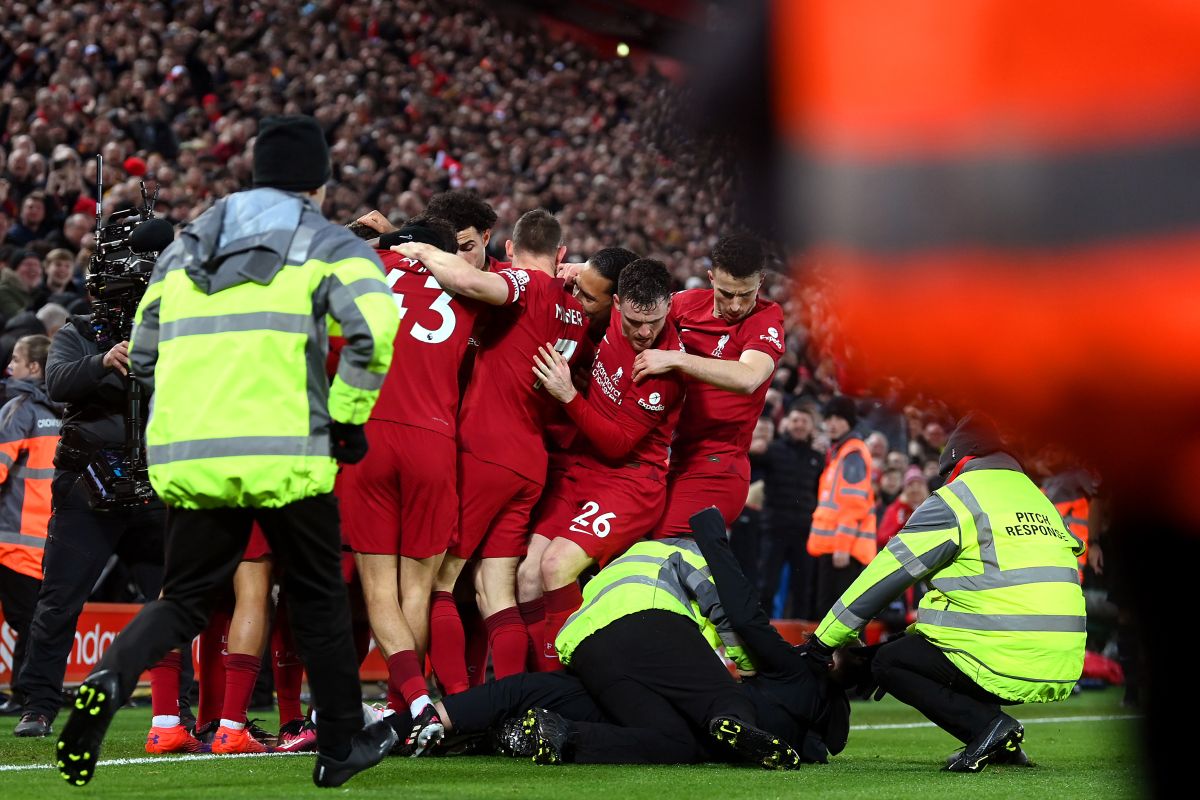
[393,241,512,305]
[814,495,962,648]
[532,345,654,460]
[633,348,775,395]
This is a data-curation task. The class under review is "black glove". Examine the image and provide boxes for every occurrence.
[330,422,368,464]
[845,633,904,700]
[797,635,836,676]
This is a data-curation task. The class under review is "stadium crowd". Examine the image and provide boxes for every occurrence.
[0,0,1116,785]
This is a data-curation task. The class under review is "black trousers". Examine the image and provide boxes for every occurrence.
[92,494,362,756]
[442,671,608,734]
[872,633,1016,743]
[756,525,819,620]
[566,610,755,764]
[0,564,41,699]
[813,555,865,619]
[17,471,166,719]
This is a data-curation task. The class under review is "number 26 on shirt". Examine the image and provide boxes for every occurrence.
[570,501,616,539]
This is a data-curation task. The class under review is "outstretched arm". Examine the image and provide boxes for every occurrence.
[690,507,804,673]
[394,241,513,305]
[633,348,774,394]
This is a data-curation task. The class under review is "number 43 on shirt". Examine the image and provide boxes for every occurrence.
[388,268,456,344]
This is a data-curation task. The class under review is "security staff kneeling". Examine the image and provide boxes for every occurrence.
[802,413,1086,772]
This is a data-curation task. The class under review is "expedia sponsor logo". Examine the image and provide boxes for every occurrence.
[593,360,624,404]
[38,418,61,429]
[499,268,530,298]
[637,390,665,412]
[759,327,783,349]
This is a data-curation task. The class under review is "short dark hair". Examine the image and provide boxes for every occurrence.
[711,233,765,279]
[617,258,671,313]
[425,191,498,235]
[587,246,639,287]
[512,209,562,258]
[399,213,458,253]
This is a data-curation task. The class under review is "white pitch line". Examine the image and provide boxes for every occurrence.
[851,713,1139,731]
[0,750,311,773]
[1,714,1139,773]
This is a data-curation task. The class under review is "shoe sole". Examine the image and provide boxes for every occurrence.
[710,717,801,770]
[57,680,117,786]
[409,722,445,757]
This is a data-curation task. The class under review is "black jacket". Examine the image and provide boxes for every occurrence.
[761,436,823,532]
[693,512,850,763]
[46,315,146,449]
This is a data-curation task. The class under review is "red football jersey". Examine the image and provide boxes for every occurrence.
[669,289,786,476]
[566,306,686,475]
[457,267,589,482]
[367,249,480,436]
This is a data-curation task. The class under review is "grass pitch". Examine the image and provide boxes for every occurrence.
[0,687,1143,799]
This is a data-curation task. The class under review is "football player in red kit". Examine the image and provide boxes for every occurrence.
[516,247,639,667]
[337,214,470,753]
[632,234,785,536]
[526,258,686,667]
[426,190,506,273]
[393,209,588,693]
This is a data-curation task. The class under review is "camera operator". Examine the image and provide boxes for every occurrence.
[11,308,167,738]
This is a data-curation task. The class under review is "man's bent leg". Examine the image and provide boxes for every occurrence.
[872,634,1011,743]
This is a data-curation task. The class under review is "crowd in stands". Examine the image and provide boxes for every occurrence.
[0,0,1108,634]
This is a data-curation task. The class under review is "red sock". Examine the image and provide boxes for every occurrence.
[221,654,262,726]
[517,598,545,672]
[149,651,182,718]
[485,607,529,680]
[541,583,583,672]
[197,608,231,727]
[429,591,469,694]
[271,602,304,726]
[464,602,488,687]
[387,650,428,711]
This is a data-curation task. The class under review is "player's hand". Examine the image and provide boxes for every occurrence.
[355,209,396,234]
[557,262,585,285]
[1088,541,1104,576]
[533,344,577,403]
[392,241,435,262]
[832,550,851,569]
[632,349,678,383]
[103,341,130,376]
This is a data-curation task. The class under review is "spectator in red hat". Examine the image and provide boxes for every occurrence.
[123,156,148,178]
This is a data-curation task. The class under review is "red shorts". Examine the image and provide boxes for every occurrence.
[534,464,666,566]
[655,470,749,538]
[339,421,458,559]
[243,523,272,561]
[451,452,543,560]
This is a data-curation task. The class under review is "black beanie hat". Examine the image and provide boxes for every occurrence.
[253,115,331,192]
[822,395,858,427]
[938,412,1005,476]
